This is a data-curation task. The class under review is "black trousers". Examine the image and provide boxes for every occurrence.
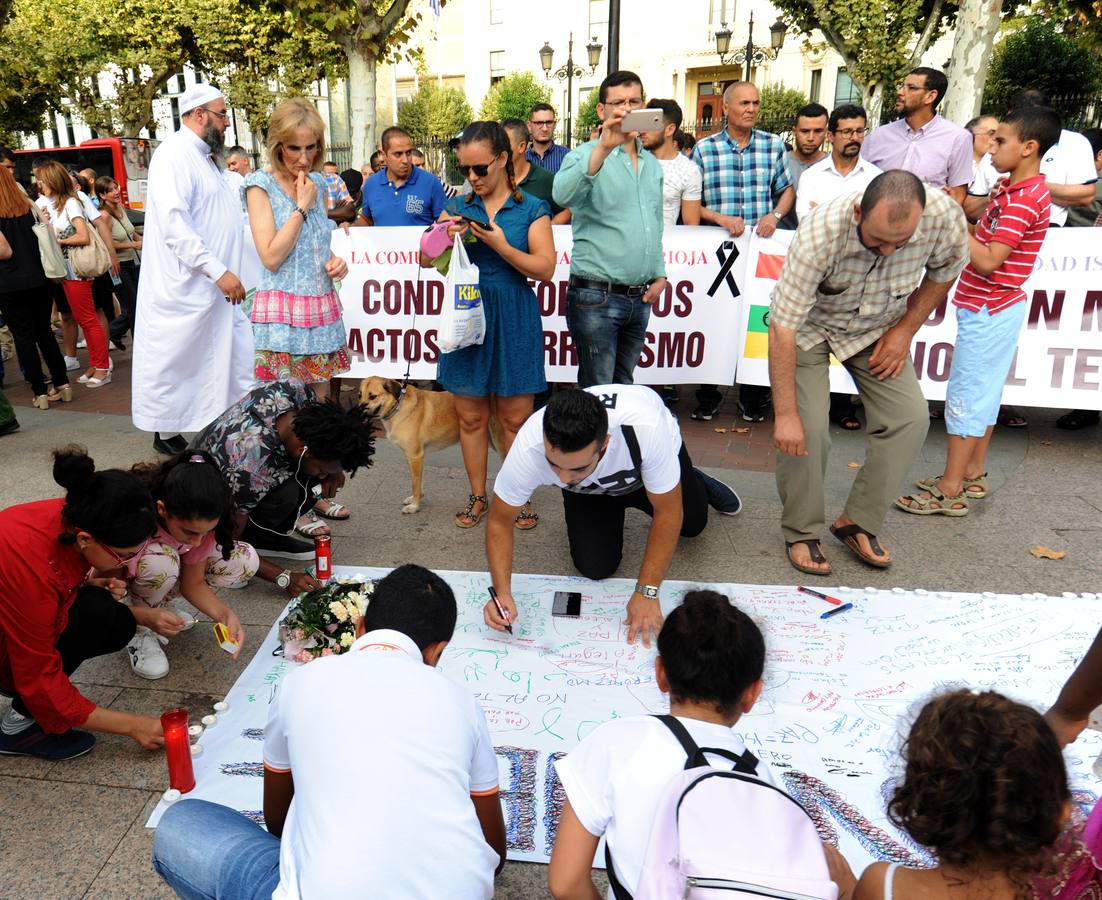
[108,260,139,341]
[0,286,70,395]
[561,443,709,580]
[11,587,136,719]
[240,475,320,544]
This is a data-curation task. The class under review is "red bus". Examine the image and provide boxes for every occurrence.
[13,137,158,212]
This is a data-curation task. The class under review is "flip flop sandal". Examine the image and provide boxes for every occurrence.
[294,512,332,538]
[997,411,1028,428]
[833,415,862,430]
[514,502,539,531]
[455,494,488,529]
[785,539,832,577]
[313,499,351,521]
[829,523,892,568]
[915,473,987,499]
[894,488,970,517]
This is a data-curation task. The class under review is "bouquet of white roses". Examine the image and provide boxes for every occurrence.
[278,578,374,663]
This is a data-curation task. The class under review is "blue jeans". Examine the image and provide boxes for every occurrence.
[152,799,281,900]
[565,284,651,388]
[109,260,140,341]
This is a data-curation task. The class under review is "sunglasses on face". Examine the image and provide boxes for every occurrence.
[456,162,494,178]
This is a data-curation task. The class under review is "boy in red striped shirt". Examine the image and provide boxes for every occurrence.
[897,105,1061,517]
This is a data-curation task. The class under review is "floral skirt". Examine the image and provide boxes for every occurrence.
[254,348,351,384]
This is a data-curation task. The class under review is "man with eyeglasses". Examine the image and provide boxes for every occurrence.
[795,105,882,220]
[359,126,446,227]
[527,103,569,173]
[133,83,254,457]
[553,71,667,388]
[860,67,972,206]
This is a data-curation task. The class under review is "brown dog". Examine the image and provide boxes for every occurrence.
[360,376,501,514]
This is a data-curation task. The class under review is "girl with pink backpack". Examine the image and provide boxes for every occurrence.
[548,590,856,900]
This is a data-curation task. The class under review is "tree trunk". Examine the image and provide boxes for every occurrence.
[862,81,886,127]
[942,0,1003,123]
[345,44,377,168]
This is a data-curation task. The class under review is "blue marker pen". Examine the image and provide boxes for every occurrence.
[821,603,853,619]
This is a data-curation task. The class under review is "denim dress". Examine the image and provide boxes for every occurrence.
[437,191,550,397]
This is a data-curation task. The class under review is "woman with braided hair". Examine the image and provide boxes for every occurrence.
[421,120,555,530]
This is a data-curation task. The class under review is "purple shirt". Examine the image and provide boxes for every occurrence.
[861,114,973,189]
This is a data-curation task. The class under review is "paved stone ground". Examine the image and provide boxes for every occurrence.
[1,348,1099,898]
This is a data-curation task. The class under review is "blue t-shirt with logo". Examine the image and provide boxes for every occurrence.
[361,166,447,226]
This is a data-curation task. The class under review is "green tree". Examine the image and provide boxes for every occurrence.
[397,81,472,144]
[574,89,600,143]
[275,0,439,167]
[195,0,345,141]
[982,18,1102,115]
[757,84,808,125]
[478,71,552,122]
[772,0,959,123]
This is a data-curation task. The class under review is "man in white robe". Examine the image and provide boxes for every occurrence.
[132,84,254,452]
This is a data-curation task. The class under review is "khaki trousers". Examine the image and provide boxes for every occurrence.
[776,341,929,543]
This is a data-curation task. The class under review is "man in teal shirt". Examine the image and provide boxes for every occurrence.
[553,70,667,387]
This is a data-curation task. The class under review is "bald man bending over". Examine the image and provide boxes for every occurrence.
[768,171,968,575]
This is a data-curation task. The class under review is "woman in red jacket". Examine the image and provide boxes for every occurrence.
[0,445,166,760]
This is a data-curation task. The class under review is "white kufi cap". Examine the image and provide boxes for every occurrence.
[178,83,225,116]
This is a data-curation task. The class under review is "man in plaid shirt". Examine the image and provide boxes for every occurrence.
[768,170,968,575]
[691,82,794,422]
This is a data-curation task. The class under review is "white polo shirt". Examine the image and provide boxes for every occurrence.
[1040,129,1099,226]
[493,384,683,506]
[263,628,501,900]
[795,155,883,221]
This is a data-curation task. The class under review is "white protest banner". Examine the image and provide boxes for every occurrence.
[338,225,746,385]
[736,228,1102,409]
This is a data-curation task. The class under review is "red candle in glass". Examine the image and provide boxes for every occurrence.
[161,707,196,793]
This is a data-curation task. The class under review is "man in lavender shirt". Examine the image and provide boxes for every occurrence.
[861,67,973,205]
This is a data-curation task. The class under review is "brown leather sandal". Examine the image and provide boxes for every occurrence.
[785,539,832,577]
[829,523,891,568]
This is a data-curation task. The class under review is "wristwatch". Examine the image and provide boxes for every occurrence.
[276,570,292,589]
[769,209,783,219]
[635,582,660,599]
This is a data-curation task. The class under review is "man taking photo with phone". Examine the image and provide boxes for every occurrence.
[553,71,667,388]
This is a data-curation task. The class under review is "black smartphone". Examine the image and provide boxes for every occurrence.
[552,591,582,617]
[460,211,491,229]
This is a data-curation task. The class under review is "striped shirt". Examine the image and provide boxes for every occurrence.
[691,128,792,223]
[771,187,969,360]
[954,174,1050,313]
[527,142,570,173]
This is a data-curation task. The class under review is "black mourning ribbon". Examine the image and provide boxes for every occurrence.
[708,239,740,299]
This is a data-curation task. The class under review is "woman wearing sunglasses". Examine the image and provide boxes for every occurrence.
[0,446,166,760]
[421,120,556,530]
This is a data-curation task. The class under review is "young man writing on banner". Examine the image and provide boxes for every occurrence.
[482,386,742,647]
[768,171,968,575]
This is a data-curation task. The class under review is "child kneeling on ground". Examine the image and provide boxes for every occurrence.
[855,688,1102,899]
[152,564,507,900]
[548,589,855,899]
[110,451,252,679]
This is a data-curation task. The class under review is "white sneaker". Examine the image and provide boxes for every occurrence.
[166,598,197,631]
[76,339,87,349]
[127,628,169,680]
[64,356,80,371]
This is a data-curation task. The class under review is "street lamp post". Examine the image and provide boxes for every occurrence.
[713,11,787,81]
[538,33,603,148]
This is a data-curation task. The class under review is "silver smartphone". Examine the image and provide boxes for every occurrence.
[620,108,665,133]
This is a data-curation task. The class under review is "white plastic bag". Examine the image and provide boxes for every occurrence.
[437,234,485,353]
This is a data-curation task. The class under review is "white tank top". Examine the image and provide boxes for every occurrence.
[884,862,900,900]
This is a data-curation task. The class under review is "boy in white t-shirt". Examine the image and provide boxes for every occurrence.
[484,385,742,646]
[641,99,703,226]
[152,564,506,900]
